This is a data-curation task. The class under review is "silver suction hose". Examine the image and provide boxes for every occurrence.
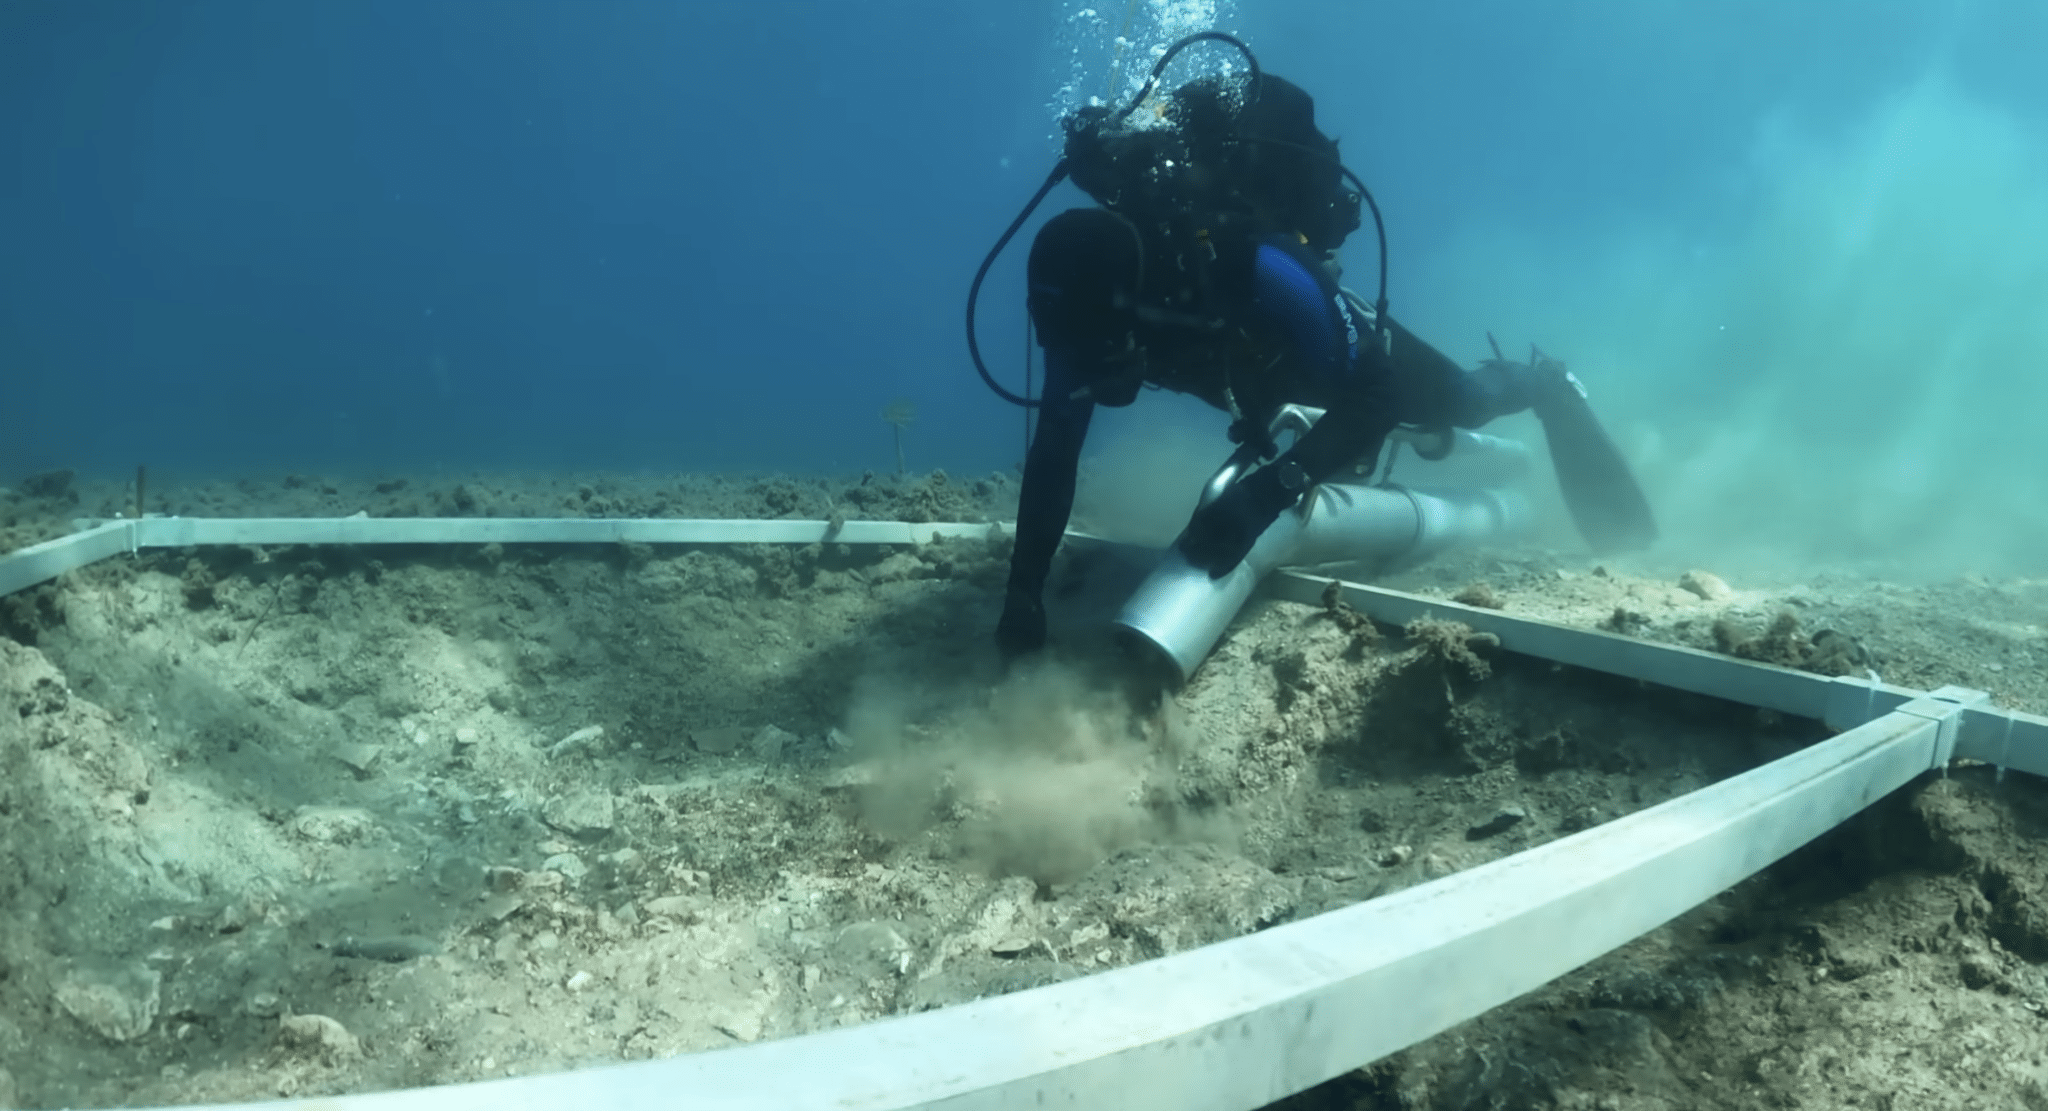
[1115,405,1531,686]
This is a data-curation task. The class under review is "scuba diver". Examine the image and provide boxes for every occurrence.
[966,34,1655,661]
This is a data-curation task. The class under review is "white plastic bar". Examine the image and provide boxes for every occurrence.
[147,695,1962,1111]
[132,516,1006,549]
[0,518,1010,598]
[1272,572,1915,723]
[1272,572,2046,772]
[1957,705,2048,779]
[5,528,2038,773]
[0,519,135,597]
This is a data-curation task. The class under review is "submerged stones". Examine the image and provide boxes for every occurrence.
[690,723,799,759]
[1679,569,1734,602]
[1467,805,1529,841]
[546,724,605,758]
[1452,582,1505,610]
[277,1013,361,1064]
[691,726,748,756]
[541,790,615,839]
[54,962,161,1043]
[1713,609,1873,676]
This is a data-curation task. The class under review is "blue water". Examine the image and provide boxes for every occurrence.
[4,0,2045,566]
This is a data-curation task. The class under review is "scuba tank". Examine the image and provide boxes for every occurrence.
[964,32,1390,411]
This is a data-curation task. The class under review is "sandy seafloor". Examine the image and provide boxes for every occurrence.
[1,466,2046,1111]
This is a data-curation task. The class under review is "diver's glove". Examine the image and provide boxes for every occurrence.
[1177,462,1305,579]
[994,587,1048,662]
[1477,338,1583,420]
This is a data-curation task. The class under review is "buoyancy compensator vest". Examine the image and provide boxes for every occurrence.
[966,31,1388,409]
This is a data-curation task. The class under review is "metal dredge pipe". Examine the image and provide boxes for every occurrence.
[1116,482,1528,686]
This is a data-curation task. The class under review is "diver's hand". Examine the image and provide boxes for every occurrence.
[1480,337,1584,418]
[1177,464,1301,579]
[995,587,1047,662]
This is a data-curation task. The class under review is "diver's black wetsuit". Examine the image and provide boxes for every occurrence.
[983,53,1651,658]
[996,208,1547,658]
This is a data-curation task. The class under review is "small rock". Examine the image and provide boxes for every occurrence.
[1452,583,1503,609]
[480,893,525,922]
[1378,844,1413,868]
[246,992,284,1018]
[604,847,645,876]
[1466,805,1529,841]
[692,726,749,755]
[292,806,378,844]
[216,900,255,934]
[1959,953,2003,990]
[453,726,480,748]
[752,724,798,760]
[565,970,593,993]
[715,1014,763,1043]
[541,791,615,839]
[820,762,878,788]
[331,743,382,775]
[1828,946,1883,982]
[1603,607,1649,635]
[643,895,704,922]
[825,727,853,752]
[1679,569,1733,602]
[1560,806,1608,833]
[55,963,160,1043]
[542,852,588,882]
[833,922,915,981]
[547,724,605,758]
[990,935,1035,958]
[484,866,526,892]
[523,869,565,892]
[1419,851,1462,879]
[332,935,437,963]
[1808,629,1873,675]
[278,1013,361,1063]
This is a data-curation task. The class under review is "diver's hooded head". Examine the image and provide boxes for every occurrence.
[1063,71,1361,253]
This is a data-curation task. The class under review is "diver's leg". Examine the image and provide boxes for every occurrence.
[1399,329,1657,553]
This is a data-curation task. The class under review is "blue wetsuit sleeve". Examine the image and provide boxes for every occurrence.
[1246,241,1399,482]
[1249,243,1543,480]
[1252,242,1354,387]
[1383,317,1539,430]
